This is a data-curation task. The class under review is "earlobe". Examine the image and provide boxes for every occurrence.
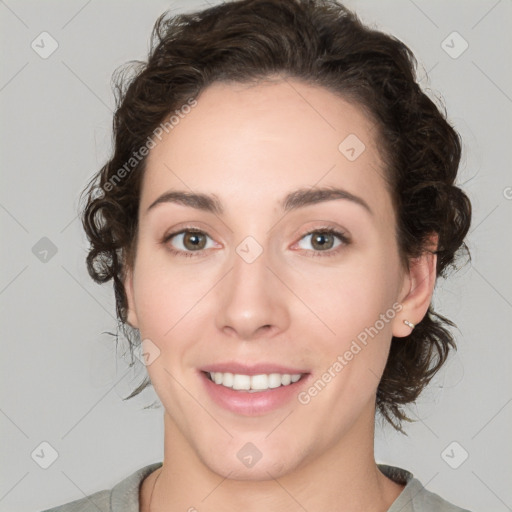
[392,237,438,338]
[124,267,139,329]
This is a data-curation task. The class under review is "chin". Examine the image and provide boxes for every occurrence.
[188,431,300,481]
[203,453,291,481]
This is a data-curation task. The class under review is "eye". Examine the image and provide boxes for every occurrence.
[162,227,350,259]
[295,228,350,257]
[163,228,216,257]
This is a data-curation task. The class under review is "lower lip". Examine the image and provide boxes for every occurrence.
[199,371,310,416]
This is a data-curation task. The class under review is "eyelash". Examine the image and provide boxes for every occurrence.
[161,226,350,259]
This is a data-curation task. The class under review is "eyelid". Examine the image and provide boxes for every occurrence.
[162,222,220,244]
[294,225,350,243]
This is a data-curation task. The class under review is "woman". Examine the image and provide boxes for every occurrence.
[44,0,472,510]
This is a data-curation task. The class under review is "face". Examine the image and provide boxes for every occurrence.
[125,79,416,480]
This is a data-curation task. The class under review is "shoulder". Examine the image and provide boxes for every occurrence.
[378,464,473,512]
[39,462,163,512]
[402,478,473,512]
[40,489,110,512]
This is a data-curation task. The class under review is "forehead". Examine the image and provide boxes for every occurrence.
[141,79,391,218]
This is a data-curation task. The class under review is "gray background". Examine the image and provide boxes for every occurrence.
[1,1,511,511]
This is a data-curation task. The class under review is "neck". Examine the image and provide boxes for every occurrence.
[144,405,404,512]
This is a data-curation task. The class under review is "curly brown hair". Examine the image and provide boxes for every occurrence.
[80,0,471,433]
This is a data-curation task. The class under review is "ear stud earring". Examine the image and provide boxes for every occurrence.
[403,320,415,329]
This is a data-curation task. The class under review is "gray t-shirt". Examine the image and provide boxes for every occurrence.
[41,462,472,512]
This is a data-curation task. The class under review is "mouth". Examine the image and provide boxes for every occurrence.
[198,364,311,416]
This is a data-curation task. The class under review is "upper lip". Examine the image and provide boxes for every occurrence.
[200,362,309,376]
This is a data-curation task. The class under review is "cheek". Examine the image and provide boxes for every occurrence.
[297,252,400,340]
[297,258,400,416]
[131,243,215,339]
[297,249,402,405]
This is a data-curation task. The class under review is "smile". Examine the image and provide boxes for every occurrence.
[200,369,311,415]
[206,371,304,392]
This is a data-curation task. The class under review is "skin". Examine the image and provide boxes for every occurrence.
[125,78,437,512]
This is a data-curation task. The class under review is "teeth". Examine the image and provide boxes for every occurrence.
[208,372,303,391]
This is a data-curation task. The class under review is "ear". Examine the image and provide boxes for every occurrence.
[124,266,139,329]
[392,234,438,338]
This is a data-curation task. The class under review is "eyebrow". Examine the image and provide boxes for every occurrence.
[146,186,373,216]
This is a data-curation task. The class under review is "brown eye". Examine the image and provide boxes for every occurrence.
[164,229,214,256]
[182,231,207,250]
[295,228,350,257]
[310,232,336,250]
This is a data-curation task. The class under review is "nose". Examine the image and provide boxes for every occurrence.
[214,244,290,341]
